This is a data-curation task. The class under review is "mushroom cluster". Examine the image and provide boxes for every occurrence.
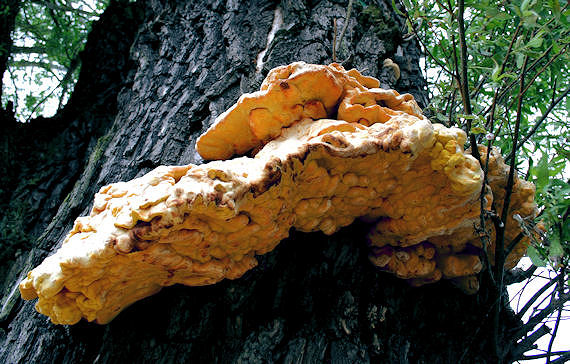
[20,62,537,324]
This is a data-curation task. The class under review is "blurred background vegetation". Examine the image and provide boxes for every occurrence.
[1,0,108,121]
[396,0,568,361]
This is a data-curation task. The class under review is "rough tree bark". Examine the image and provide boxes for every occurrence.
[0,0,520,363]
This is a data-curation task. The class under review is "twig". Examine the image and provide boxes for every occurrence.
[547,266,566,364]
[497,54,528,270]
[30,0,97,17]
[10,46,50,54]
[506,86,569,161]
[513,292,570,340]
[434,0,451,13]
[505,232,524,257]
[448,88,457,126]
[469,73,488,105]
[551,351,570,364]
[7,67,20,112]
[509,324,551,360]
[483,43,566,117]
[484,22,521,131]
[521,46,567,97]
[522,351,570,360]
[336,0,353,55]
[504,265,537,285]
[24,84,60,123]
[483,44,549,116]
[398,1,457,78]
[8,60,67,73]
[457,0,481,162]
[332,19,337,62]
[493,54,528,363]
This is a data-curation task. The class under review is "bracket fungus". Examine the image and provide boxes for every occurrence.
[20,62,537,324]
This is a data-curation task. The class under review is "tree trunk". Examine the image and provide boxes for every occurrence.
[0,0,518,362]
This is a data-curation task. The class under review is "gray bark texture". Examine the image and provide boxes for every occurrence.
[0,0,519,363]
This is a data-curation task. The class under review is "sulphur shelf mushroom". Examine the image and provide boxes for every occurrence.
[19,62,537,324]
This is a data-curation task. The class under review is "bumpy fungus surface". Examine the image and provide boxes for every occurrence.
[20,62,537,324]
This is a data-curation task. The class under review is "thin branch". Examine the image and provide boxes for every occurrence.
[497,54,528,264]
[505,232,524,257]
[505,265,537,285]
[457,0,481,161]
[332,19,337,62]
[513,292,570,340]
[482,43,559,117]
[521,46,567,97]
[547,267,566,364]
[506,86,570,160]
[336,0,353,54]
[521,351,570,360]
[56,55,80,111]
[484,22,521,131]
[8,60,67,73]
[494,55,528,363]
[24,83,60,122]
[550,352,570,364]
[469,73,488,103]
[448,88,457,127]
[399,1,457,78]
[30,0,97,17]
[7,67,20,109]
[11,45,49,54]
[500,23,522,75]
[451,33,461,87]
[510,324,551,360]
[434,0,451,13]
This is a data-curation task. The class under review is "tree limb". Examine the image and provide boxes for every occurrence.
[30,0,97,17]
[505,265,537,285]
[513,292,570,341]
[522,351,570,360]
[509,324,551,361]
[10,46,49,55]
[8,60,67,73]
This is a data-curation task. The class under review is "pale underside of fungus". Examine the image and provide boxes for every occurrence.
[20,62,537,325]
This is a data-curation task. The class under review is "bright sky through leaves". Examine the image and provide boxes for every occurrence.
[1,0,108,122]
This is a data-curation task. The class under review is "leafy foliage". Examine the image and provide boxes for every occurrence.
[398,0,569,266]
[393,0,569,361]
[1,0,108,121]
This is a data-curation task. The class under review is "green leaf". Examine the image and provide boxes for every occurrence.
[515,52,525,68]
[391,0,405,16]
[527,35,543,48]
[527,246,546,267]
[457,113,476,120]
[491,58,500,82]
[533,152,550,192]
[549,0,561,19]
[522,10,539,27]
[471,126,487,134]
[549,232,564,258]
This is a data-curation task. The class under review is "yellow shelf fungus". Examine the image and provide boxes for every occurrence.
[20,62,537,325]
